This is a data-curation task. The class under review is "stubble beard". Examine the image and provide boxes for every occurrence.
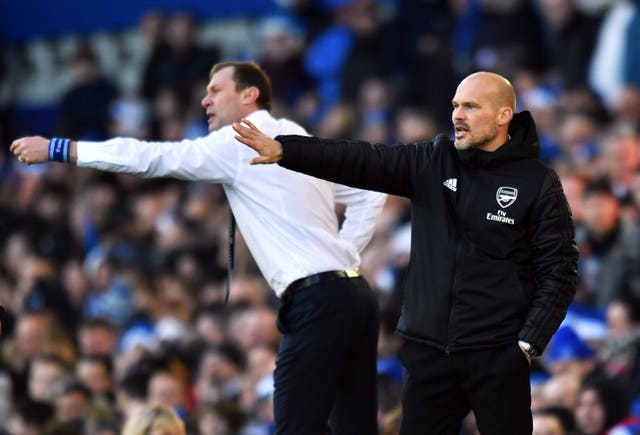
[454,139,470,150]
[454,129,496,151]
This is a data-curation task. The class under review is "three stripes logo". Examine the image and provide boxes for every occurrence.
[443,178,457,192]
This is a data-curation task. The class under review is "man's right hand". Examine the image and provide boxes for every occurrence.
[10,136,51,165]
[232,119,283,165]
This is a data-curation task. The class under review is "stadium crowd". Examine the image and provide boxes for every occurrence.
[1,0,640,433]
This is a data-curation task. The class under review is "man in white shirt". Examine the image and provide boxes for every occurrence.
[11,61,386,435]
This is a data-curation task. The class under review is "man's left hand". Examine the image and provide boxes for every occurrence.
[232,119,283,165]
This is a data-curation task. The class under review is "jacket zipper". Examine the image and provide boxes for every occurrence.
[446,235,464,356]
[445,168,477,356]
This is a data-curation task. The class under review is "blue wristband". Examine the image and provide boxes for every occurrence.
[48,137,71,163]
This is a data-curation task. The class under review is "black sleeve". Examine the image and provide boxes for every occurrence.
[518,169,579,353]
[277,135,427,198]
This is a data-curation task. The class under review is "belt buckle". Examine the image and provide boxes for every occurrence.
[345,268,360,278]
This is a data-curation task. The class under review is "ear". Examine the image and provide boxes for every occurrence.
[497,107,513,126]
[242,87,260,105]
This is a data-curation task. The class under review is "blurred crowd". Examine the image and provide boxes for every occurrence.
[1,0,640,434]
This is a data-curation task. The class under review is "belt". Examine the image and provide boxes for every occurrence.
[284,269,361,298]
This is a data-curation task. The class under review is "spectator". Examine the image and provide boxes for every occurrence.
[596,124,640,204]
[5,398,55,435]
[452,0,548,78]
[28,354,71,403]
[598,298,640,389]
[55,45,119,140]
[195,400,246,435]
[532,406,576,435]
[387,0,457,128]
[394,106,441,144]
[147,368,190,419]
[255,14,315,110]
[575,376,633,435]
[611,85,640,129]
[537,0,601,88]
[339,0,391,104]
[77,317,119,357]
[121,404,185,435]
[541,372,582,412]
[3,311,56,399]
[141,12,219,104]
[559,170,588,225]
[576,178,627,307]
[75,354,115,403]
[553,110,601,172]
[194,342,245,404]
[115,372,148,422]
[55,381,92,425]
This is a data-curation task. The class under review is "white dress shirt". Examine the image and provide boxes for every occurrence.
[77,110,386,296]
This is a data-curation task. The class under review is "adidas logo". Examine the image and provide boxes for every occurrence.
[443,178,457,192]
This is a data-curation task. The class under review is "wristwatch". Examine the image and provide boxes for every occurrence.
[518,340,538,359]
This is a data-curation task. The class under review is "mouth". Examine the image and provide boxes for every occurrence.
[454,124,469,140]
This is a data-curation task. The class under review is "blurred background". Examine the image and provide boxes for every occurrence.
[1,0,640,434]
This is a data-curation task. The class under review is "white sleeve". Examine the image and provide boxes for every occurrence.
[77,127,240,184]
[334,184,387,253]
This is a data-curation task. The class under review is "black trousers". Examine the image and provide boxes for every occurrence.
[398,340,532,435]
[273,276,379,435]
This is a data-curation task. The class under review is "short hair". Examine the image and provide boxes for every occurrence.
[583,176,614,198]
[210,61,272,111]
[121,405,185,435]
[59,380,92,399]
[534,406,576,433]
[118,371,149,400]
[78,354,114,377]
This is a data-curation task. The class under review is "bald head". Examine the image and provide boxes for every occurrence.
[461,72,516,111]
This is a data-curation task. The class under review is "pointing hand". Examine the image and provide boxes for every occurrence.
[232,119,283,165]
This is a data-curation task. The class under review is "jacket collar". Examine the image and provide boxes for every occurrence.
[456,111,540,167]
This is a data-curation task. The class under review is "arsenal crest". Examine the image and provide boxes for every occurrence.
[496,186,518,208]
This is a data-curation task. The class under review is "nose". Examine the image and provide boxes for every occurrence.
[201,94,210,108]
[452,107,464,121]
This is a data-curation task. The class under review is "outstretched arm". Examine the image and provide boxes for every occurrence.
[11,136,78,165]
[234,117,425,198]
[232,119,282,164]
[11,132,241,184]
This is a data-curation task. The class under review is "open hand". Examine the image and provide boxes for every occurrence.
[232,119,283,165]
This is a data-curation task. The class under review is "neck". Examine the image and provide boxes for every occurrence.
[479,133,509,152]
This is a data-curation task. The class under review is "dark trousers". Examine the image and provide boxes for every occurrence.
[398,340,532,435]
[273,276,379,435]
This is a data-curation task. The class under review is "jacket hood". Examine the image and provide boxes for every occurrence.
[456,110,540,167]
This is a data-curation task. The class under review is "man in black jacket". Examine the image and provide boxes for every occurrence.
[233,71,579,434]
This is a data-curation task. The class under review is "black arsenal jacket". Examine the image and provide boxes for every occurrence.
[276,111,578,355]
